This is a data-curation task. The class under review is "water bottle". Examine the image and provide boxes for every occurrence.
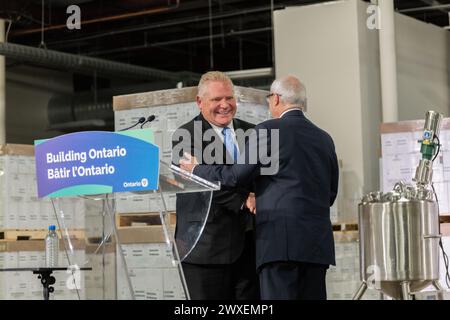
[45,225,59,267]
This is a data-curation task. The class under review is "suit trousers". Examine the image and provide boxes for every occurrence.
[181,231,259,300]
[259,261,328,300]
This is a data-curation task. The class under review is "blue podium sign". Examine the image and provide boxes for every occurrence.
[34,129,159,198]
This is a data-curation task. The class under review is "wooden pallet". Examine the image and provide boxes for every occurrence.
[332,223,358,232]
[116,212,176,229]
[0,229,85,241]
[86,236,115,245]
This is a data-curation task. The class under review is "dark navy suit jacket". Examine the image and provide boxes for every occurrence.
[173,113,255,264]
[193,110,338,269]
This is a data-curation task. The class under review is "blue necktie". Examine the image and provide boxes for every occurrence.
[222,127,238,162]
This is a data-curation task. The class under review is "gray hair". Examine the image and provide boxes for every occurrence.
[197,71,234,97]
[270,75,307,109]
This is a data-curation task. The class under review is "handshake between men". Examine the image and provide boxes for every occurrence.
[180,152,256,214]
[174,72,338,300]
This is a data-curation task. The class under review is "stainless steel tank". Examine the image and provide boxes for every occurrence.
[358,182,441,299]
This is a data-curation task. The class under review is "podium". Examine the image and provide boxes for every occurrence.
[0,131,219,300]
[50,160,219,300]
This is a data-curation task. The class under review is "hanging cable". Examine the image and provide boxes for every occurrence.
[39,0,47,49]
[431,133,450,289]
[270,0,275,70]
[432,135,441,162]
[208,0,214,69]
[431,183,450,289]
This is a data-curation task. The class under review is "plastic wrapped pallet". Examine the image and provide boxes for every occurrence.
[115,227,185,300]
[0,239,85,300]
[0,144,86,230]
[85,242,116,300]
[326,231,381,300]
[380,119,450,216]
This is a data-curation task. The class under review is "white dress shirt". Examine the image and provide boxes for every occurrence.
[209,120,240,153]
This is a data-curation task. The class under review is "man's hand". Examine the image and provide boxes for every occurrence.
[245,192,256,214]
[179,152,199,173]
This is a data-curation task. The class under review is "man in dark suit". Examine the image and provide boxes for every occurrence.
[180,75,339,300]
[172,71,259,300]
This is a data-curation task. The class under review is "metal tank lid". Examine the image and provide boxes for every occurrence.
[361,181,434,204]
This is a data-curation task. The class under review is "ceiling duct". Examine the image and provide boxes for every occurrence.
[0,42,199,82]
[48,92,113,131]
[47,81,175,132]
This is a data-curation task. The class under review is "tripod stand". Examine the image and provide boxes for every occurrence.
[0,267,92,300]
[33,268,56,300]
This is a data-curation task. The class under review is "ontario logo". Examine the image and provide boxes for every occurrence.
[123,179,148,188]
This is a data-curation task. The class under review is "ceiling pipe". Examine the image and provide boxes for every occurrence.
[225,67,273,80]
[86,27,272,56]
[0,42,199,82]
[32,4,283,47]
[47,80,175,132]
[11,0,180,37]
[399,4,450,13]
[378,0,399,122]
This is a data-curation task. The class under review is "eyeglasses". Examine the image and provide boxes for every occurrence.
[266,93,281,102]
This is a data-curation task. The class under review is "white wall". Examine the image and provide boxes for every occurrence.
[395,13,450,120]
[5,65,72,144]
[274,0,450,222]
[274,0,369,221]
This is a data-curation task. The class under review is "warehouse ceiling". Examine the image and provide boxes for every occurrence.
[1,0,449,76]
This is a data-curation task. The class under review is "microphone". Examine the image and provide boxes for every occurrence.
[119,117,146,131]
[140,115,156,128]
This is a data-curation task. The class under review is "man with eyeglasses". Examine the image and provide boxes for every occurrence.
[172,71,259,300]
[181,75,338,300]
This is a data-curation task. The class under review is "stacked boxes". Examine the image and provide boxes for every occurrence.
[85,243,116,300]
[0,144,88,300]
[381,119,450,216]
[0,144,86,229]
[326,231,381,300]
[84,198,113,241]
[0,240,85,300]
[0,144,42,229]
[115,228,185,300]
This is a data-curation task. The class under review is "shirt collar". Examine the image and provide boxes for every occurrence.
[209,120,235,132]
[280,108,302,118]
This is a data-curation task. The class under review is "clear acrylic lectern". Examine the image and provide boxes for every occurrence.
[50,160,219,300]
